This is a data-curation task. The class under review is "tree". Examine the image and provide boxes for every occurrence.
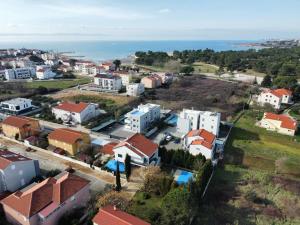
[96,191,129,211]
[124,154,131,181]
[113,59,121,70]
[115,161,121,192]
[180,66,194,75]
[261,75,272,87]
[273,76,297,89]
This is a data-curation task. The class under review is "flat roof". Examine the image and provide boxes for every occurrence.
[1,98,31,105]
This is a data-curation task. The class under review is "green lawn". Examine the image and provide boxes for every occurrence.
[25,77,91,90]
[289,105,300,121]
[192,62,219,74]
[245,69,266,77]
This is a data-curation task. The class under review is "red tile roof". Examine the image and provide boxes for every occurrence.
[101,142,118,155]
[269,88,292,98]
[54,102,88,113]
[1,172,89,218]
[2,116,38,128]
[264,112,297,130]
[187,129,216,150]
[93,205,150,225]
[0,150,31,170]
[48,128,87,144]
[114,134,158,157]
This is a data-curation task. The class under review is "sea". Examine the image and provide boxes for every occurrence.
[0,40,259,62]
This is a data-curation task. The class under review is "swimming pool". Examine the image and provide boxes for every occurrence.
[165,114,178,126]
[105,159,125,173]
[175,170,193,185]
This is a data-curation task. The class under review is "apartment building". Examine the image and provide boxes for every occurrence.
[124,103,160,133]
[257,88,293,109]
[36,65,56,80]
[177,109,221,136]
[94,74,122,91]
[4,68,35,81]
[0,98,33,115]
[126,83,145,96]
[141,74,162,89]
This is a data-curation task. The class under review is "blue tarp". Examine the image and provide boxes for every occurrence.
[105,160,125,173]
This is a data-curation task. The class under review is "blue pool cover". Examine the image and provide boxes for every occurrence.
[176,170,193,185]
[105,160,125,173]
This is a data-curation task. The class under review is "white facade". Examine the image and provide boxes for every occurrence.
[4,67,35,80]
[117,73,132,86]
[257,89,293,109]
[126,83,145,96]
[0,152,39,193]
[94,74,122,91]
[125,103,160,133]
[0,98,32,115]
[177,109,221,136]
[52,103,100,124]
[36,65,56,80]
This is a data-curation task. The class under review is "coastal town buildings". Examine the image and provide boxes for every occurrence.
[124,103,160,133]
[0,98,33,115]
[177,109,221,136]
[93,205,151,225]
[93,74,122,92]
[141,74,162,89]
[113,71,133,86]
[4,67,35,81]
[48,128,91,155]
[257,112,298,136]
[100,62,116,71]
[113,133,159,166]
[126,83,145,96]
[183,129,216,159]
[52,101,100,124]
[0,150,40,193]
[257,88,293,109]
[1,171,90,225]
[1,116,40,140]
[36,65,56,80]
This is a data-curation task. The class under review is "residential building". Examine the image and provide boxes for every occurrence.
[257,112,298,136]
[113,71,132,86]
[0,150,40,193]
[4,68,35,81]
[93,205,150,225]
[126,83,145,96]
[257,88,293,109]
[94,74,122,92]
[48,128,91,155]
[183,129,216,159]
[177,109,221,136]
[0,98,33,115]
[100,62,115,71]
[52,101,100,124]
[156,72,173,84]
[1,171,90,225]
[125,103,160,133]
[36,65,56,80]
[141,74,162,89]
[113,133,159,166]
[1,116,40,140]
[74,60,94,73]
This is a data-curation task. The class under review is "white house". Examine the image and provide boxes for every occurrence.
[74,60,94,72]
[126,83,145,96]
[177,109,221,136]
[0,150,40,193]
[52,101,101,124]
[4,67,35,81]
[183,129,216,159]
[36,65,56,80]
[0,98,33,115]
[113,71,132,86]
[125,103,161,133]
[257,88,293,109]
[113,133,159,166]
[100,62,116,71]
[94,74,122,92]
[257,112,298,136]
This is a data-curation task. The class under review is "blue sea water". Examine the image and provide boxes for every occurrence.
[0,40,258,61]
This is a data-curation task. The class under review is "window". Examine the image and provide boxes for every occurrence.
[118,154,122,158]
[16,106,20,110]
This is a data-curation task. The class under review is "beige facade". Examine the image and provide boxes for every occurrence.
[258,118,296,136]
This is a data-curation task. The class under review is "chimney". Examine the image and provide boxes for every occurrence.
[113,205,117,211]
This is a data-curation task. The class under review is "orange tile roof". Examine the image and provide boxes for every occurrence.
[2,116,38,128]
[48,128,87,144]
[0,150,31,170]
[54,102,88,113]
[269,88,292,98]
[101,142,118,155]
[187,129,216,150]
[93,205,150,225]
[114,133,158,157]
[264,112,297,130]
[1,172,89,218]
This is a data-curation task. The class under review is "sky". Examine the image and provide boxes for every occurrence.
[1,0,300,41]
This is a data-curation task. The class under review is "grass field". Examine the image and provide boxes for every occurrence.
[245,69,267,78]
[195,110,300,224]
[193,62,219,74]
[25,77,91,90]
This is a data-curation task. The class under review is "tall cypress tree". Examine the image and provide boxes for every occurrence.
[115,161,121,192]
[125,154,131,181]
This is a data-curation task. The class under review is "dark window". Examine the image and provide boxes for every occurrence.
[118,154,122,158]
[16,106,20,110]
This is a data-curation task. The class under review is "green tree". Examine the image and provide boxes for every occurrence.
[115,161,121,192]
[125,154,131,181]
[273,76,297,89]
[261,75,272,87]
[180,65,194,75]
[113,59,121,70]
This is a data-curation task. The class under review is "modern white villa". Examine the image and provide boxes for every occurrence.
[0,98,33,115]
[94,74,122,92]
[124,103,161,133]
[177,109,221,136]
[257,88,293,109]
[126,83,145,96]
